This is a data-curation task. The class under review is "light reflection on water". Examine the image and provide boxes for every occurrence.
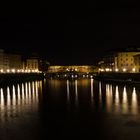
[1,79,140,139]
[64,79,140,115]
[0,81,42,123]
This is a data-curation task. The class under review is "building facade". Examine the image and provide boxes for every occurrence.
[26,58,39,70]
[116,52,140,72]
[47,65,96,73]
[0,49,22,72]
[0,49,4,69]
[134,54,140,72]
[98,50,140,72]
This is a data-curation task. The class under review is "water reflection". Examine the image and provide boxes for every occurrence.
[75,80,79,107]
[131,87,138,114]
[0,80,42,123]
[90,79,94,106]
[64,79,140,115]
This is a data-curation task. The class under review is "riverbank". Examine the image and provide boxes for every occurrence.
[93,72,140,85]
[0,73,45,86]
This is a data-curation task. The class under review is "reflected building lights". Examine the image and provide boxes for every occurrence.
[75,80,79,107]
[0,88,4,122]
[25,83,28,104]
[28,82,31,103]
[17,84,21,106]
[7,87,10,106]
[91,79,94,105]
[99,82,102,104]
[122,86,128,114]
[0,81,40,123]
[0,88,4,107]
[22,83,25,102]
[12,85,16,106]
[66,80,70,104]
[106,84,112,112]
[115,86,120,113]
[35,81,38,102]
[131,87,138,115]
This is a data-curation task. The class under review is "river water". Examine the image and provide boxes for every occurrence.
[1,79,140,139]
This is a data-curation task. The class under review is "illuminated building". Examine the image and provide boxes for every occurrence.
[25,58,39,70]
[98,47,140,72]
[116,52,140,72]
[134,54,140,72]
[0,49,4,69]
[47,66,96,73]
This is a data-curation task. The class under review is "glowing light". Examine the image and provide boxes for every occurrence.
[91,79,94,105]
[123,68,126,72]
[122,86,128,114]
[0,69,4,73]
[115,68,119,72]
[66,80,70,104]
[105,68,110,72]
[132,68,136,72]
[100,69,104,72]
[11,69,16,73]
[7,87,10,106]
[7,69,10,73]
[132,87,138,114]
[75,80,78,106]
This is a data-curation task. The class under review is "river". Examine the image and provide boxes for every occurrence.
[1,79,140,139]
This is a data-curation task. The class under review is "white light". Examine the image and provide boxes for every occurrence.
[17,69,20,72]
[75,68,78,71]
[83,75,85,77]
[90,75,93,78]
[132,68,136,72]
[11,69,16,73]
[0,69,3,73]
[100,69,104,72]
[7,69,10,73]
[115,68,119,72]
[105,68,110,72]
[123,68,126,72]
[75,75,77,78]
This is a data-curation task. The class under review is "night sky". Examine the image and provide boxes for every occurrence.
[0,1,140,65]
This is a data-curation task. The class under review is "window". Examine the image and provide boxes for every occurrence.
[126,58,128,61]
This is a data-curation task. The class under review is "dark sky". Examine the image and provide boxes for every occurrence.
[0,1,140,65]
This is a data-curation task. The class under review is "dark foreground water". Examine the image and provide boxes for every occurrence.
[1,79,140,139]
